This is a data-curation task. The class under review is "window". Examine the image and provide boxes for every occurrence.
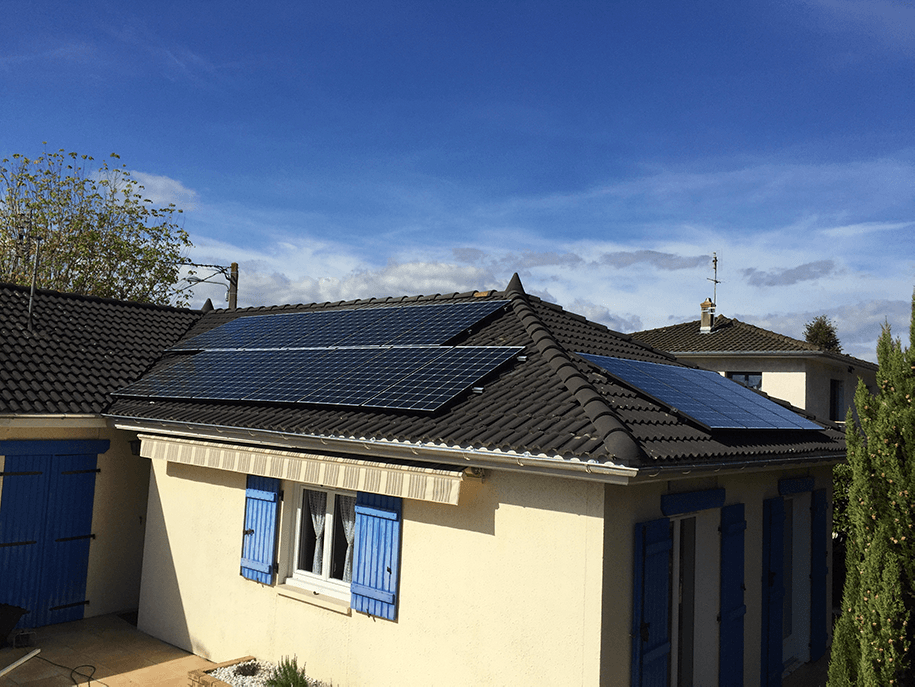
[289,487,356,601]
[240,477,403,620]
[829,379,845,422]
[726,371,762,390]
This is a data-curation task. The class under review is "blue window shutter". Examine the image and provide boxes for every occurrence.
[661,488,726,516]
[809,489,828,661]
[240,476,280,584]
[351,493,401,621]
[719,503,747,686]
[631,518,672,687]
[761,497,785,687]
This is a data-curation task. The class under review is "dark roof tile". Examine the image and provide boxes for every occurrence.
[632,315,876,369]
[1,282,202,415]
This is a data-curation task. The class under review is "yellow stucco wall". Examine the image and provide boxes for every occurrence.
[138,458,607,686]
[598,464,834,687]
[0,420,150,618]
[137,449,835,687]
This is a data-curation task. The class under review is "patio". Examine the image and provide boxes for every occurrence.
[0,614,213,687]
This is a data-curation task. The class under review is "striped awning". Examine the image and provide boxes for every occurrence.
[138,434,464,505]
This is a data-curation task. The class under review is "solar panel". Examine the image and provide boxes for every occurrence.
[579,353,820,430]
[115,345,522,412]
[172,300,508,351]
[364,346,521,411]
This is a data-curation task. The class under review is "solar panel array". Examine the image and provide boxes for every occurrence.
[579,353,820,430]
[116,300,520,412]
[171,300,510,350]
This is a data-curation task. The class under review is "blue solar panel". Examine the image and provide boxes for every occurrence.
[115,345,522,412]
[364,346,521,411]
[579,353,820,430]
[172,300,508,351]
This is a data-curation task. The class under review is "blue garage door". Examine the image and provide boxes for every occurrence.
[0,440,108,628]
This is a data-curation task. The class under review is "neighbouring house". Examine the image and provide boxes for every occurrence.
[0,282,200,630]
[631,299,878,424]
[102,274,845,687]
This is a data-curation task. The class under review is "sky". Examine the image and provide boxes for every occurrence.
[1,0,913,362]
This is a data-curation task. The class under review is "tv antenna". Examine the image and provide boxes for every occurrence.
[707,252,722,305]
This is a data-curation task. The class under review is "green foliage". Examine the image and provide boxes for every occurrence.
[0,147,193,306]
[265,656,313,687]
[829,296,915,686]
[805,314,842,352]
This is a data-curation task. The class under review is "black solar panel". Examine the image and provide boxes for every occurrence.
[364,346,521,411]
[116,346,522,412]
[579,353,820,430]
[172,300,509,351]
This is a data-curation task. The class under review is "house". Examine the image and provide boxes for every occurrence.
[0,282,200,630]
[631,300,878,424]
[103,274,844,686]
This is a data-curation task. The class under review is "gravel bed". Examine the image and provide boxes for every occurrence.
[209,659,330,687]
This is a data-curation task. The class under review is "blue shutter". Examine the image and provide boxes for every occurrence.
[40,453,99,625]
[719,503,747,686]
[809,489,828,661]
[631,518,672,687]
[240,476,280,584]
[0,453,49,628]
[351,493,401,621]
[761,497,785,687]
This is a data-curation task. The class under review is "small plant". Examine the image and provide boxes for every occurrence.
[265,656,312,687]
[234,661,260,677]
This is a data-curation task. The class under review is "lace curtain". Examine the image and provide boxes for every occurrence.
[306,490,327,574]
[339,495,356,582]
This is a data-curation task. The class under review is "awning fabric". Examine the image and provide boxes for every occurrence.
[138,434,463,505]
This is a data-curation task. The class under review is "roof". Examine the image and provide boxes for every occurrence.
[0,282,201,414]
[105,275,844,473]
[631,315,877,370]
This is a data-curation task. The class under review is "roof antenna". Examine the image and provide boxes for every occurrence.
[707,252,721,305]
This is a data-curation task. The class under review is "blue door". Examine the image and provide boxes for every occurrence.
[0,440,108,628]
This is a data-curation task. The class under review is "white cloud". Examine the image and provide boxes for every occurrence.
[130,171,199,209]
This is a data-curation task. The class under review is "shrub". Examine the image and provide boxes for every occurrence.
[265,656,312,687]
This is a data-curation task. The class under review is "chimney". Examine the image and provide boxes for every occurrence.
[700,298,715,333]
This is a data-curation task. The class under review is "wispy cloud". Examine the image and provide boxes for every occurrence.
[0,41,99,70]
[805,0,915,55]
[742,260,840,287]
[130,171,198,209]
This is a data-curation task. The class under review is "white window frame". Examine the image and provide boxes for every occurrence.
[285,485,356,602]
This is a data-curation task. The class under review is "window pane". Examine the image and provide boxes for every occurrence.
[330,495,349,580]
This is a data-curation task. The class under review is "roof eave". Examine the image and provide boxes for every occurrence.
[105,415,640,485]
[670,350,877,369]
[630,452,845,482]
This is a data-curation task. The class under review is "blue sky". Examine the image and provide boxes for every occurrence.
[2,0,913,361]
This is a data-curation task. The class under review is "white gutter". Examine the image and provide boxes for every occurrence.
[106,416,640,485]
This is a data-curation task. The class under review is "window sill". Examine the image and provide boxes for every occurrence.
[277,584,352,615]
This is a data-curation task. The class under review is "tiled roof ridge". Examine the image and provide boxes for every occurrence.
[204,288,500,315]
[0,280,198,314]
[504,273,642,465]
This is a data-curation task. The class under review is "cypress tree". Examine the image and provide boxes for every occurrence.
[829,296,915,686]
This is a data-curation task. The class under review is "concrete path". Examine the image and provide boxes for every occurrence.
[0,614,213,687]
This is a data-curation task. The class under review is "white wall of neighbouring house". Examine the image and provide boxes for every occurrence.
[137,456,608,687]
[0,421,150,619]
